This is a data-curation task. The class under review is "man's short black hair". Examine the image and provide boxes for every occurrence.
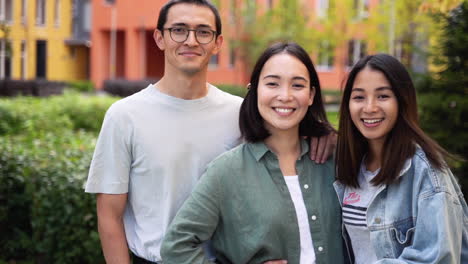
[157,0,222,36]
[239,42,332,142]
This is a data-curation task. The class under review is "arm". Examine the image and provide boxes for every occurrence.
[97,193,130,264]
[310,130,337,163]
[160,168,221,264]
[375,191,464,264]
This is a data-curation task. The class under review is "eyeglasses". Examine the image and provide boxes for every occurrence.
[164,27,217,44]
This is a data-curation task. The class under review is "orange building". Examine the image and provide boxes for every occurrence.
[91,0,248,89]
[90,0,377,90]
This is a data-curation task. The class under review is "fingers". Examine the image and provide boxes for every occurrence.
[315,133,329,164]
[310,136,319,161]
[321,132,337,163]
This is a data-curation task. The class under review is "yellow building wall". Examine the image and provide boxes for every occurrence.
[1,0,88,81]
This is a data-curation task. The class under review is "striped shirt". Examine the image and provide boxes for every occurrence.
[342,162,380,264]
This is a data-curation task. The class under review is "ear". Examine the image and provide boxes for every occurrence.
[211,35,223,55]
[309,86,316,106]
[154,29,165,51]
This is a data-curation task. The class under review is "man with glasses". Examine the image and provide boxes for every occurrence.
[85,0,334,263]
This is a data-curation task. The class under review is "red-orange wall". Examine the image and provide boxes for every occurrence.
[91,0,247,89]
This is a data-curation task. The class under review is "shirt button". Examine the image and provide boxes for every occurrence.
[375,218,381,224]
[304,184,309,189]
[311,215,317,221]
[318,246,323,252]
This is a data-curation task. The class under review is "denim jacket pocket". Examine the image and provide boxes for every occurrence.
[391,226,415,245]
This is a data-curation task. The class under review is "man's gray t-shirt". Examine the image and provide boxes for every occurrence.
[85,83,243,262]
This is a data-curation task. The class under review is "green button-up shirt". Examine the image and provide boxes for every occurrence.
[161,140,344,264]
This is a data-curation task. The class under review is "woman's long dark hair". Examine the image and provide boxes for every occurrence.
[336,54,452,187]
[239,42,333,142]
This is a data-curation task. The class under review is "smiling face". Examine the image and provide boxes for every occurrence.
[349,66,399,148]
[257,53,314,135]
[154,3,223,76]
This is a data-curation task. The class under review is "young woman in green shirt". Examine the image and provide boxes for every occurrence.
[161,42,345,264]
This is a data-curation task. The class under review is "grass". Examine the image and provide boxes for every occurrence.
[326,111,338,129]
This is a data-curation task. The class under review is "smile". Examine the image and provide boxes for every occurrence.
[179,52,201,57]
[362,118,384,127]
[274,107,295,115]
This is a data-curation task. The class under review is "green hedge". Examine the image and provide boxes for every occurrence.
[215,84,248,98]
[0,92,117,264]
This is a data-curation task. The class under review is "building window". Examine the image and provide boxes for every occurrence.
[0,0,13,23]
[317,41,334,71]
[21,40,27,79]
[21,0,27,24]
[0,39,12,79]
[36,0,46,26]
[353,0,369,19]
[54,0,60,27]
[267,0,273,9]
[347,39,367,67]
[209,54,219,68]
[316,0,329,19]
[229,0,237,25]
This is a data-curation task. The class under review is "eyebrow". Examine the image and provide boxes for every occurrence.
[171,23,213,29]
[351,86,392,92]
[263,75,308,82]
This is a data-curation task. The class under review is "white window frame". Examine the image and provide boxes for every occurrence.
[21,40,27,79]
[0,0,14,24]
[21,0,27,24]
[348,39,367,67]
[354,0,369,20]
[36,0,46,26]
[0,39,11,79]
[54,0,61,27]
[208,54,219,69]
[317,41,334,71]
[316,0,329,19]
[0,39,5,78]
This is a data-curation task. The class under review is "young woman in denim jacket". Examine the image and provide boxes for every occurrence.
[335,53,468,264]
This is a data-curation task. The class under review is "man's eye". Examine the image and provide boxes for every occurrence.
[197,30,211,36]
[172,28,187,34]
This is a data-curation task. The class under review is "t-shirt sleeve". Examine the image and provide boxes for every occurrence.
[85,105,132,194]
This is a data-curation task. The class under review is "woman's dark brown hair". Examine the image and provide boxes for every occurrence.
[336,53,451,187]
[239,42,332,142]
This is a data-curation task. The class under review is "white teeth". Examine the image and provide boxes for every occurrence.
[363,119,383,124]
[275,108,293,113]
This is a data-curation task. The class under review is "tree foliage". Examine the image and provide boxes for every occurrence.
[417,1,468,192]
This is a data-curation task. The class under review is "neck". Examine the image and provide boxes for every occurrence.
[157,67,209,100]
[265,129,301,176]
[366,139,384,172]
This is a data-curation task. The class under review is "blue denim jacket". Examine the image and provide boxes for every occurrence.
[334,147,468,264]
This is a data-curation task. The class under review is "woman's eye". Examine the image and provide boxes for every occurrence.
[378,94,391,99]
[351,95,364,100]
[266,82,278,87]
[292,84,306,89]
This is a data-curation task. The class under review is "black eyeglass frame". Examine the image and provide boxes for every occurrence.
[163,27,217,44]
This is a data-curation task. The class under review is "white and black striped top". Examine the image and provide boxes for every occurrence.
[342,163,380,264]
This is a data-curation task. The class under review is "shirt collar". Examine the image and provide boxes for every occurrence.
[249,139,310,162]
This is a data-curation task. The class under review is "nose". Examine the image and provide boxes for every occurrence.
[184,30,198,46]
[363,98,378,113]
[277,86,292,102]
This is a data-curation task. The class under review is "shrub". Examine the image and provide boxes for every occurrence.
[67,81,95,93]
[103,79,157,97]
[0,132,104,264]
[215,84,247,98]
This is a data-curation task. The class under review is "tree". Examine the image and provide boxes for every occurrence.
[417,1,468,194]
